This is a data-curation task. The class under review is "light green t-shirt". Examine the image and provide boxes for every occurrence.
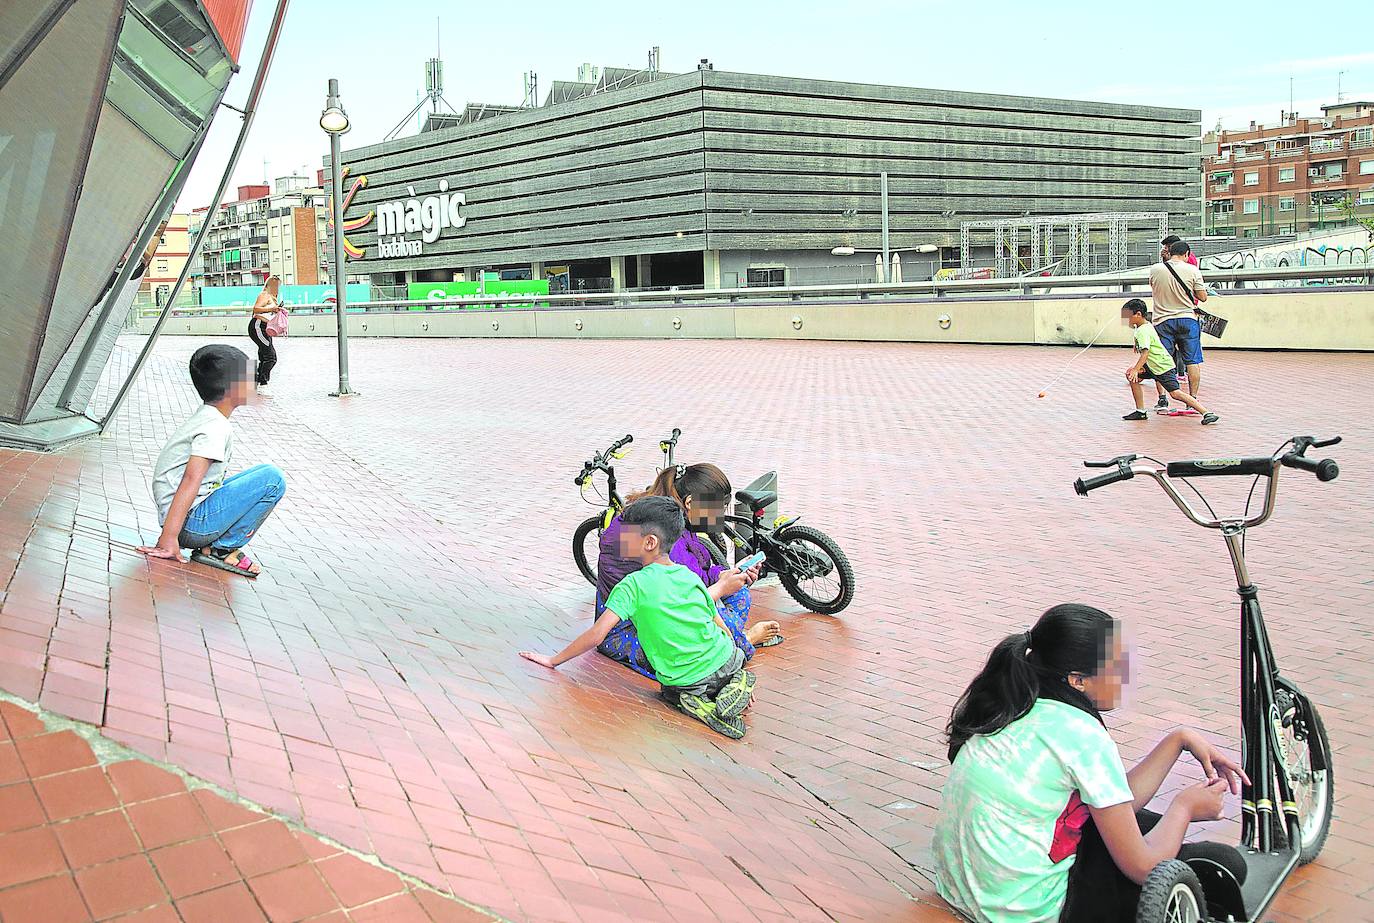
[604,563,733,687]
[1134,322,1175,375]
[932,699,1133,922]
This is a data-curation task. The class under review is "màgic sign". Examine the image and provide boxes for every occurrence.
[376,180,466,258]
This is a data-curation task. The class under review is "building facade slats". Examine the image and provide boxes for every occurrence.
[332,68,1200,283]
[703,90,1201,140]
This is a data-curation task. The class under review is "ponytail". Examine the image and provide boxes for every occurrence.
[629,467,683,505]
[629,463,731,508]
[945,604,1115,762]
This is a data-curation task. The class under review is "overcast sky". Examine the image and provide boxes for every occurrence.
[174,0,1374,210]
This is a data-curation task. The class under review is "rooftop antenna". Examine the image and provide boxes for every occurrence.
[649,46,660,75]
[1337,70,1346,104]
[523,71,538,107]
[1289,74,1293,120]
[383,19,459,141]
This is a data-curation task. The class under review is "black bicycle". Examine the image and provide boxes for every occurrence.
[1075,435,1339,923]
[572,430,855,614]
[572,433,640,585]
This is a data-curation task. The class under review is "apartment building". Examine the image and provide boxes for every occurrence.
[266,175,329,285]
[140,213,190,306]
[193,176,329,292]
[1205,101,1374,237]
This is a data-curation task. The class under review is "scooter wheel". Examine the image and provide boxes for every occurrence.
[1136,859,1205,923]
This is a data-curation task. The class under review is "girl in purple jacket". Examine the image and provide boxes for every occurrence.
[594,463,782,678]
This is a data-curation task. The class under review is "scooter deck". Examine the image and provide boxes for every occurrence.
[1230,845,1299,921]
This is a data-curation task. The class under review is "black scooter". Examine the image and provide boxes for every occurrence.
[1075,435,1339,922]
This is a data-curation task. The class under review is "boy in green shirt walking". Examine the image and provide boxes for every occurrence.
[520,496,756,738]
[1121,299,1218,425]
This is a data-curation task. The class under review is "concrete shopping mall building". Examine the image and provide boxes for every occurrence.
[331,65,1204,295]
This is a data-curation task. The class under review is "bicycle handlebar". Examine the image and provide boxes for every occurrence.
[574,435,635,486]
[1074,435,1342,528]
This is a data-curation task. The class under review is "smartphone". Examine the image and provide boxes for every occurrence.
[735,551,766,572]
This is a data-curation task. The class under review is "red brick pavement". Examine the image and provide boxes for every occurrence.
[0,699,489,922]
[1,334,1371,921]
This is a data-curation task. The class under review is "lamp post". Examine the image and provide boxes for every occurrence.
[320,78,354,396]
[879,171,890,277]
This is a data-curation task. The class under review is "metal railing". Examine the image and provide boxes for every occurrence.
[132,265,1373,320]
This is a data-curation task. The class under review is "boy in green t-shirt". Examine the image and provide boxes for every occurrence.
[519,496,755,738]
[1121,299,1218,425]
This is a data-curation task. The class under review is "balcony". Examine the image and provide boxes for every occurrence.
[1310,139,1344,154]
[1310,173,1346,185]
[1270,147,1303,158]
[1351,136,1374,150]
[1233,151,1265,162]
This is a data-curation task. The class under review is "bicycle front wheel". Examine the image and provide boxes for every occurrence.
[573,515,603,586]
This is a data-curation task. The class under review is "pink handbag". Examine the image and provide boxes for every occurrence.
[264,306,288,337]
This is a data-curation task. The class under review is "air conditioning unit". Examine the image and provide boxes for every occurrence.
[1308,168,1320,177]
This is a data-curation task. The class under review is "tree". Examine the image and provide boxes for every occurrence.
[1338,197,1374,241]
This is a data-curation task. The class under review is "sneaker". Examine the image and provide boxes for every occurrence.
[714,670,756,719]
[1153,395,1169,412]
[1122,410,1149,421]
[677,693,745,739]
[1201,412,1220,425]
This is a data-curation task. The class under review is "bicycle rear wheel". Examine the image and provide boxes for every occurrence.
[573,515,603,586]
[775,524,855,615]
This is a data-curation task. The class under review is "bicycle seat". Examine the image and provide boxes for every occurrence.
[736,489,776,511]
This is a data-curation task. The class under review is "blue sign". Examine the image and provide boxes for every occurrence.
[199,284,371,308]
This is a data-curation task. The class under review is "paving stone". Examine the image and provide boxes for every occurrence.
[4,336,1373,920]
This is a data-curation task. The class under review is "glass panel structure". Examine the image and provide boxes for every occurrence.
[0,0,240,449]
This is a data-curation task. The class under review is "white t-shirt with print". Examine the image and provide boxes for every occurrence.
[151,404,233,523]
[933,699,1134,922]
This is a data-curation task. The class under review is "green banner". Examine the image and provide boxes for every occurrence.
[406,279,550,310]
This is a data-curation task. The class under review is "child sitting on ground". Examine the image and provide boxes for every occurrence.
[520,496,755,739]
[1120,299,1218,426]
[138,344,286,578]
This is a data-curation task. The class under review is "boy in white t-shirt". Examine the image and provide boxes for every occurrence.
[138,345,285,577]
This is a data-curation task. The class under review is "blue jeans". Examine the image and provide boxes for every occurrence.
[178,464,285,551]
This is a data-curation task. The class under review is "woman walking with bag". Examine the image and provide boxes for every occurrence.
[248,276,286,389]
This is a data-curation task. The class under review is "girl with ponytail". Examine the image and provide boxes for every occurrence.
[934,604,1249,922]
[593,462,782,679]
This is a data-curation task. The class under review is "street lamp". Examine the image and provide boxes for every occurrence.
[321,78,355,396]
[831,243,939,281]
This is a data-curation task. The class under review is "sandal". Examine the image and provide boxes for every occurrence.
[190,547,261,578]
[755,634,784,648]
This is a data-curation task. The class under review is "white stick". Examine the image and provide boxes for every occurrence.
[1038,317,1114,395]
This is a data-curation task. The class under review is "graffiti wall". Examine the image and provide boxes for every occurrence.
[1201,229,1371,287]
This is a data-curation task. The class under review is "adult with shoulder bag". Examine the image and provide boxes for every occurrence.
[1147,240,1209,405]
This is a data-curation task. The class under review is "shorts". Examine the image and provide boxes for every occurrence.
[659,647,746,708]
[1155,316,1203,366]
[1138,365,1181,392]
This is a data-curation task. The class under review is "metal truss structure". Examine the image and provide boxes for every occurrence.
[960,213,1171,277]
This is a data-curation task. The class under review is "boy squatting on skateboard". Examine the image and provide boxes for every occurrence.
[139,345,286,577]
[1120,299,1218,426]
[520,495,757,738]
